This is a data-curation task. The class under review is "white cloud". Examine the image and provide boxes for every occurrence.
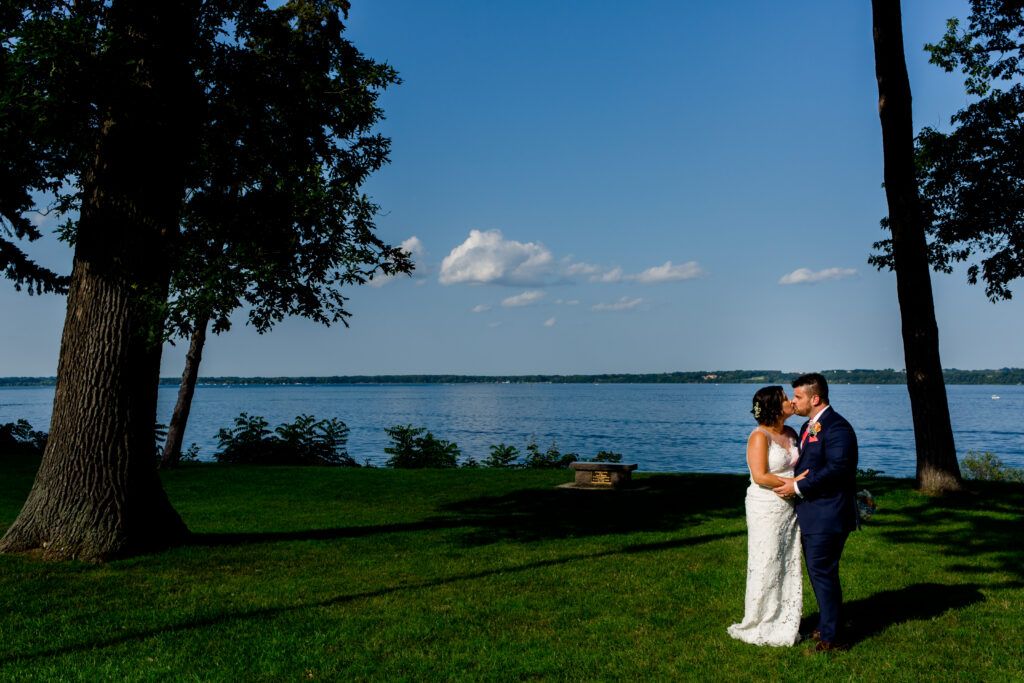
[565,262,604,277]
[501,290,546,307]
[472,304,492,313]
[488,321,502,328]
[565,299,580,306]
[401,236,425,258]
[371,235,428,287]
[592,296,646,311]
[591,266,624,283]
[570,261,706,284]
[778,267,858,285]
[634,260,706,283]
[543,317,556,327]
[439,229,554,285]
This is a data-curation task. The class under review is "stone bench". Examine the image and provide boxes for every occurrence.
[567,461,638,489]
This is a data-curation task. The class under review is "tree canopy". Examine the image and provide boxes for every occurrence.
[166,0,411,339]
[0,0,407,560]
[870,0,1024,301]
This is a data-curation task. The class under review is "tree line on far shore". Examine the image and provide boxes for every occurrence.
[4,368,1024,387]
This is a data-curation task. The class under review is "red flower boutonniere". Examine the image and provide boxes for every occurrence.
[808,422,821,442]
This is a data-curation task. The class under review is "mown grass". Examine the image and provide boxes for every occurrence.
[1,455,1021,681]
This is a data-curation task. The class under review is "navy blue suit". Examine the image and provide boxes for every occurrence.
[794,406,858,643]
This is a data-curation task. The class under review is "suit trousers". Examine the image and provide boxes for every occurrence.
[801,531,849,642]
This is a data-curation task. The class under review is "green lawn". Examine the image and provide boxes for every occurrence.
[1,456,1021,681]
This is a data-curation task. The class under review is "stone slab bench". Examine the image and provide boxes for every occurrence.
[564,461,638,489]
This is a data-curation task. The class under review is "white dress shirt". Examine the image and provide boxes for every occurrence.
[794,405,830,497]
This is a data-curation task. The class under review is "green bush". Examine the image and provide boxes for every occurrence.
[384,425,460,468]
[582,450,623,463]
[482,443,520,468]
[152,422,199,462]
[520,437,578,469]
[214,413,356,466]
[960,451,1024,483]
[0,419,47,455]
[481,439,622,468]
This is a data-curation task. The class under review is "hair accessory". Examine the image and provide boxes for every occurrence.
[753,402,761,419]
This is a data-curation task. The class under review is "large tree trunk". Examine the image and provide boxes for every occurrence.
[871,0,963,494]
[0,0,198,560]
[159,315,210,469]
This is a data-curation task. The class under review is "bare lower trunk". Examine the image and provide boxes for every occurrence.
[159,315,209,469]
[0,0,197,560]
[871,0,963,494]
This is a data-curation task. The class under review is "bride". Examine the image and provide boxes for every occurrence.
[727,385,807,647]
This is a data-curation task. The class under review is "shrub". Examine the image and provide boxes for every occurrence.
[214,413,356,466]
[154,422,201,463]
[0,419,47,455]
[384,425,460,468]
[960,451,1024,483]
[582,450,623,463]
[482,443,520,468]
[520,437,577,469]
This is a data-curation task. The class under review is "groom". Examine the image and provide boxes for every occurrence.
[773,373,859,653]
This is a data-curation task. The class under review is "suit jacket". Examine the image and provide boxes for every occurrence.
[794,406,859,534]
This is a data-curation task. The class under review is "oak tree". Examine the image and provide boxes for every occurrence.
[872,1,1024,302]
[0,0,403,559]
[870,0,963,494]
[158,1,410,467]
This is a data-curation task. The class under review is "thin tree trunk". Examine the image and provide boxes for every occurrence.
[871,0,963,494]
[160,314,209,469]
[0,0,197,560]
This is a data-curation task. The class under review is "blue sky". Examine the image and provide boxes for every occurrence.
[3,0,1022,377]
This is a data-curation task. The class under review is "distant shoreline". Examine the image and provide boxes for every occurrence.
[2,368,1023,386]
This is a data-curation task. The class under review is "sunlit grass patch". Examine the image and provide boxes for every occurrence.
[0,459,1021,680]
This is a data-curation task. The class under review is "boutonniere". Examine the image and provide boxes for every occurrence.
[808,422,821,437]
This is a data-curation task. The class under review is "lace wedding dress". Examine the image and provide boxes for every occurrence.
[727,428,802,646]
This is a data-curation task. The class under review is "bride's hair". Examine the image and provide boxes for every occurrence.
[751,385,785,426]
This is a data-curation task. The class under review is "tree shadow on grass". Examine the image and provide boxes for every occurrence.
[802,582,984,647]
[439,473,747,546]
[191,473,748,548]
[866,479,1024,583]
[0,528,741,665]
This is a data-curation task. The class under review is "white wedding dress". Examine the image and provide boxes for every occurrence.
[727,428,803,646]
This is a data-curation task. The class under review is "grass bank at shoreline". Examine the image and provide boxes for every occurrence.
[1,458,1021,680]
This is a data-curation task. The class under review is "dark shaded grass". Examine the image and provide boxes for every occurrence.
[0,456,1021,681]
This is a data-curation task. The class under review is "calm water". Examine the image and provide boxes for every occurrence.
[1,383,1021,477]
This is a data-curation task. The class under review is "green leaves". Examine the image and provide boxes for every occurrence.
[874,1,1024,302]
[214,412,356,466]
[384,425,462,469]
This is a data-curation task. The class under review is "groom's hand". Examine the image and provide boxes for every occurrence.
[773,480,796,498]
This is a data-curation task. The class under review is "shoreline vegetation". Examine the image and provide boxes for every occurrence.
[1,368,1023,387]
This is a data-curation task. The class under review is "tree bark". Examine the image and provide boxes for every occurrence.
[871,0,963,494]
[159,315,209,469]
[0,0,198,560]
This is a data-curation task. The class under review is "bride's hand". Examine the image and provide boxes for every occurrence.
[794,469,809,482]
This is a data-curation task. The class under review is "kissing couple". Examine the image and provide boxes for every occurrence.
[727,373,859,653]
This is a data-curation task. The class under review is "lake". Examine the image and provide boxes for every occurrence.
[1,383,1021,477]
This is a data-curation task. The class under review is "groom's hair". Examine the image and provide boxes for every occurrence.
[792,372,829,404]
